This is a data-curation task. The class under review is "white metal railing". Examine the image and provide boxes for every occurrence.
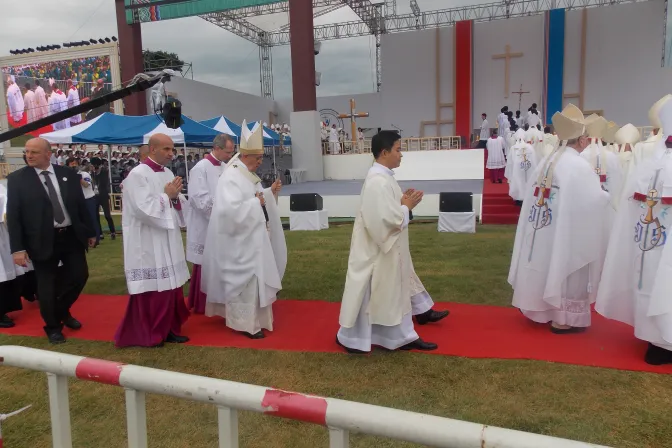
[0,346,609,448]
[322,136,461,155]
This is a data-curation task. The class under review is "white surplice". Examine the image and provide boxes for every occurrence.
[509,145,611,327]
[580,138,624,210]
[507,140,537,201]
[121,161,190,295]
[24,90,37,124]
[6,83,24,121]
[186,155,225,265]
[48,91,70,131]
[337,163,434,351]
[486,137,506,169]
[596,140,672,350]
[480,119,490,141]
[201,160,287,335]
[497,113,508,136]
[67,87,82,125]
[34,86,49,120]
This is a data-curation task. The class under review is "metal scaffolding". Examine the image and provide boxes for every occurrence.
[259,44,274,99]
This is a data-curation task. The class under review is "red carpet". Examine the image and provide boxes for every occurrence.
[3,295,671,374]
[482,150,521,224]
[7,113,54,137]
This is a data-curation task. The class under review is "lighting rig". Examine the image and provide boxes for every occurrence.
[8,37,117,55]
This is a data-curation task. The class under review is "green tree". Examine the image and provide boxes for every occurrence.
[143,50,185,72]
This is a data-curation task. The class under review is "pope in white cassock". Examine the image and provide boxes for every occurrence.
[114,133,191,348]
[509,104,611,333]
[580,114,624,210]
[185,134,235,314]
[506,129,537,204]
[6,76,24,122]
[596,96,672,366]
[201,121,286,339]
[337,130,449,354]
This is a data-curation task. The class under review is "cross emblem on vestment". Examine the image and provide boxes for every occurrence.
[492,45,524,98]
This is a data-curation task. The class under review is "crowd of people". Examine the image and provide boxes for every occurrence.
[4,57,112,88]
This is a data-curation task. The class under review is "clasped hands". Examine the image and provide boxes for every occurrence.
[164,177,183,199]
[401,188,424,210]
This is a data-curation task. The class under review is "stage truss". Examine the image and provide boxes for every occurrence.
[131,0,653,99]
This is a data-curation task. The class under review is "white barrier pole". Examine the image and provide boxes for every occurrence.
[125,389,148,448]
[47,373,72,448]
[217,406,238,448]
[328,428,349,448]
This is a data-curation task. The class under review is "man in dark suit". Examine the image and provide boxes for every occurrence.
[7,138,97,344]
[91,158,116,240]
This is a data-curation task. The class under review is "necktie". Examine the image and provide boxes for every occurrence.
[41,171,66,224]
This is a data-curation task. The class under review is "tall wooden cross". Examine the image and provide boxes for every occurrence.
[492,45,524,98]
[338,98,369,143]
[511,84,530,111]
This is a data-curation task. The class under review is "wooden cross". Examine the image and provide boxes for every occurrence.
[338,98,369,143]
[492,45,524,98]
[511,84,530,111]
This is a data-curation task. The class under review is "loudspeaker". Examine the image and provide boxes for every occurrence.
[439,192,473,213]
[290,193,323,212]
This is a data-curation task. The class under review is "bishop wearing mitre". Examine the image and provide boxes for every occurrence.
[602,121,618,153]
[201,121,286,339]
[624,95,672,181]
[509,104,610,333]
[186,134,235,314]
[596,95,672,365]
[114,133,191,348]
[506,128,537,205]
[614,124,641,173]
[337,131,448,354]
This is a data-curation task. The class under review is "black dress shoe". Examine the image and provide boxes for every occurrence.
[166,332,190,343]
[415,309,450,325]
[245,331,265,339]
[550,325,586,334]
[645,343,672,365]
[63,316,82,330]
[0,315,15,328]
[336,336,368,354]
[48,332,66,344]
[399,338,438,351]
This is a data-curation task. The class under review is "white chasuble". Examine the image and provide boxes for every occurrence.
[121,162,190,295]
[24,91,37,124]
[34,86,49,120]
[596,142,672,349]
[339,163,430,330]
[186,155,224,265]
[580,139,624,210]
[201,160,286,334]
[507,142,537,202]
[509,146,610,327]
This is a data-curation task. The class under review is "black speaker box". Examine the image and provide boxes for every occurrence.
[439,192,473,213]
[290,193,323,212]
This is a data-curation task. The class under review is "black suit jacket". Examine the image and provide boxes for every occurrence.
[7,164,96,261]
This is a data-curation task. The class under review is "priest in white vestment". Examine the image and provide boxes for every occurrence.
[630,95,672,171]
[614,124,640,174]
[114,133,191,348]
[23,83,37,124]
[48,80,69,131]
[580,114,624,209]
[603,121,618,153]
[506,129,537,204]
[201,122,286,339]
[509,104,611,333]
[477,113,489,148]
[497,107,509,137]
[34,81,49,121]
[329,124,340,154]
[596,99,672,365]
[337,130,448,354]
[66,80,82,126]
[541,127,558,161]
[186,134,235,314]
[6,76,24,122]
[486,130,507,183]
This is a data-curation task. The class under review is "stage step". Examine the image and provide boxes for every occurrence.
[483,204,520,215]
[481,213,520,225]
[483,197,514,206]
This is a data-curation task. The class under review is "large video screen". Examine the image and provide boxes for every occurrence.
[2,55,115,146]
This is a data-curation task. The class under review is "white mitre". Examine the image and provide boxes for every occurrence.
[615,124,640,147]
[239,120,264,155]
[551,103,585,141]
[584,114,608,140]
[649,94,672,129]
[513,128,526,142]
[603,121,618,144]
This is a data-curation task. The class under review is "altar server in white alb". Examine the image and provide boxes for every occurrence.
[186,134,235,314]
[486,129,507,183]
[506,129,537,204]
[66,79,82,126]
[114,133,191,348]
[477,113,489,148]
[201,121,286,339]
[614,124,640,173]
[47,79,69,131]
[509,104,610,333]
[6,76,24,122]
[580,114,624,209]
[596,96,672,365]
[337,130,449,354]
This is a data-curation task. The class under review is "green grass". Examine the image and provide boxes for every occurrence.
[1,222,671,448]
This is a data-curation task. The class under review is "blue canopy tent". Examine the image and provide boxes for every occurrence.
[246,121,291,146]
[199,116,241,143]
